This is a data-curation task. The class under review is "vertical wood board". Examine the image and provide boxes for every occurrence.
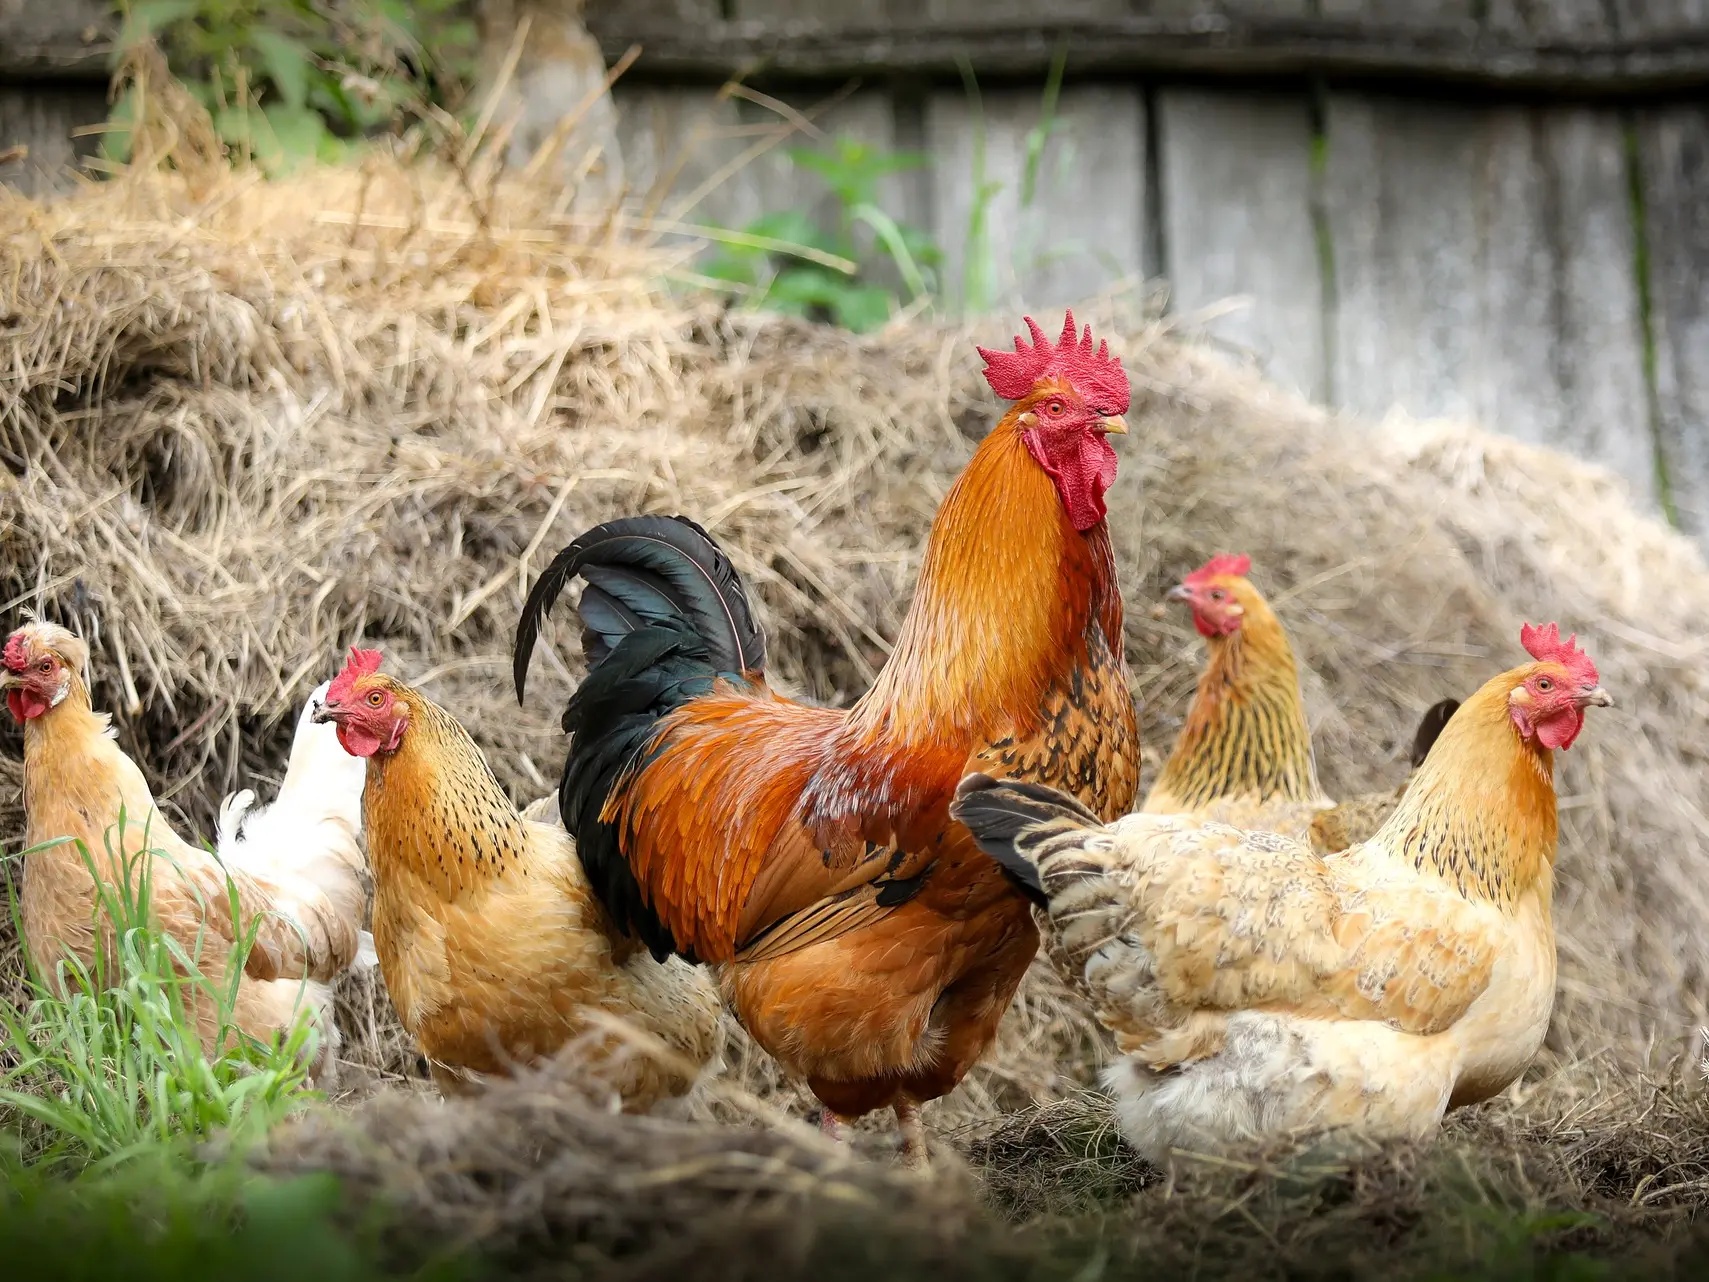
[1637,105,1709,536]
[1612,0,1709,34]
[0,86,105,199]
[1483,0,1615,38]
[611,85,894,229]
[1316,0,1477,22]
[925,84,1146,314]
[1157,88,1324,400]
[1323,95,1653,509]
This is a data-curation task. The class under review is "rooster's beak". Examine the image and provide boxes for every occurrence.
[311,701,341,725]
[1580,686,1614,709]
[1099,415,1129,436]
[0,671,22,691]
[1166,584,1192,604]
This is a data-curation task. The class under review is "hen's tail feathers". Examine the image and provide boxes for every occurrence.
[511,515,767,964]
[512,514,766,705]
[951,774,1105,906]
[1410,697,1461,770]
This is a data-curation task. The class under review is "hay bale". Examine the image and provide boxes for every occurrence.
[2,158,1705,1134]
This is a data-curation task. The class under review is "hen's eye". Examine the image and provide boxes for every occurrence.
[367,691,385,707]
[1535,678,1552,692]
[1209,589,1226,601]
[1045,400,1066,416]
[38,660,51,673]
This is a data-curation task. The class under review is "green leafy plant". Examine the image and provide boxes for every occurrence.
[105,0,479,174]
[0,815,320,1173]
[700,135,942,334]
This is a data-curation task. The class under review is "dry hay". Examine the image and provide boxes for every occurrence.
[4,154,1709,1270]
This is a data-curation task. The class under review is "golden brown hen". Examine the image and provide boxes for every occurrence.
[314,650,719,1107]
[1144,553,1458,850]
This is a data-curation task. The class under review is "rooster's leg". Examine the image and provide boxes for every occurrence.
[895,1099,928,1170]
[819,1106,852,1145]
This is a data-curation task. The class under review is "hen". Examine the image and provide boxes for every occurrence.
[3,622,366,1075]
[953,622,1610,1163]
[1144,553,1456,850]
[313,648,720,1107]
[513,313,1141,1165]
[1307,696,1460,854]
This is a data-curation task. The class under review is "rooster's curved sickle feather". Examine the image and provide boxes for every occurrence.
[513,513,766,706]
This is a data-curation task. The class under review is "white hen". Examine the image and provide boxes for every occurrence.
[6,622,369,1084]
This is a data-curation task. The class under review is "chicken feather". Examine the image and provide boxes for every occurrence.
[4,623,366,1076]
[955,634,1610,1163]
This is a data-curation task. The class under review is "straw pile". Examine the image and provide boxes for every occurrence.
[4,148,1709,1272]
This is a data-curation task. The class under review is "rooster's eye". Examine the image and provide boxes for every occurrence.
[1535,678,1552,692]
[1209,589,1226,601]
[1045,400,1065,416]
[367,691,385,707]
[38,660,51,673]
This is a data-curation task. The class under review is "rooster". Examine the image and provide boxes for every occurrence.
[1145,553,1457,849]
[312,648,720,1107]
[513,312,1141,1166]
[3,621,366,1077]
[953,622,1611,1162]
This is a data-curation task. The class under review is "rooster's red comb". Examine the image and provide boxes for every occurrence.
[2,632,29,673]
[328,647,384,706]
[977,309,1130,412]
[1520,622,1599,687]
[1183,553,1252,587]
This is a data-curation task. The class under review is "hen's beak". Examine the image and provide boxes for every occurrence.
[0,670,22,691]
[1166,584,1192,604]
[1580,686,1614,709]
[311,701,342,725]
[1099,415,1129,436]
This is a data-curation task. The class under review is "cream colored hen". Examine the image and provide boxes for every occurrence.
[953,623,1611,1164]
[3,621,366,1079]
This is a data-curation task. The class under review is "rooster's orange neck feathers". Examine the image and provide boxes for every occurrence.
[1148,583,1322,810]
[1375,672,1559,908]
[850,419,1121,749]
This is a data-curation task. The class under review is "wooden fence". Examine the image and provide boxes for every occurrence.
[6,2,1709,542]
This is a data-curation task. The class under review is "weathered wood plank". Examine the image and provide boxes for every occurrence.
[924,84,1145,313]
[582,12,1709,95]
[609,85,766,232]
[1615,0,1709,35]
[0,85,106,198]
[1317,0,1474,20]
[1484,0,1613,39]
[1157,87,1324,400]
[610,83,893,225]
[0,0,112,78]
[582,0,719,23]
[1637,106,1709,536]
[1324,95,1654,509]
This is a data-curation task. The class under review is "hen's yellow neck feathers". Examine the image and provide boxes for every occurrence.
[1148,588,1322,810]
[362,685,530,900]
[851,422,1120,747]
[1373,674,1559,907]
[21,675,109,748]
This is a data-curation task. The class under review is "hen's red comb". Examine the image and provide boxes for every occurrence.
[2,632,29,673]
[1520,622,1599,687]
[977,309,1130,412]
[328,646,384,706]
[1183,553,1252,587]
